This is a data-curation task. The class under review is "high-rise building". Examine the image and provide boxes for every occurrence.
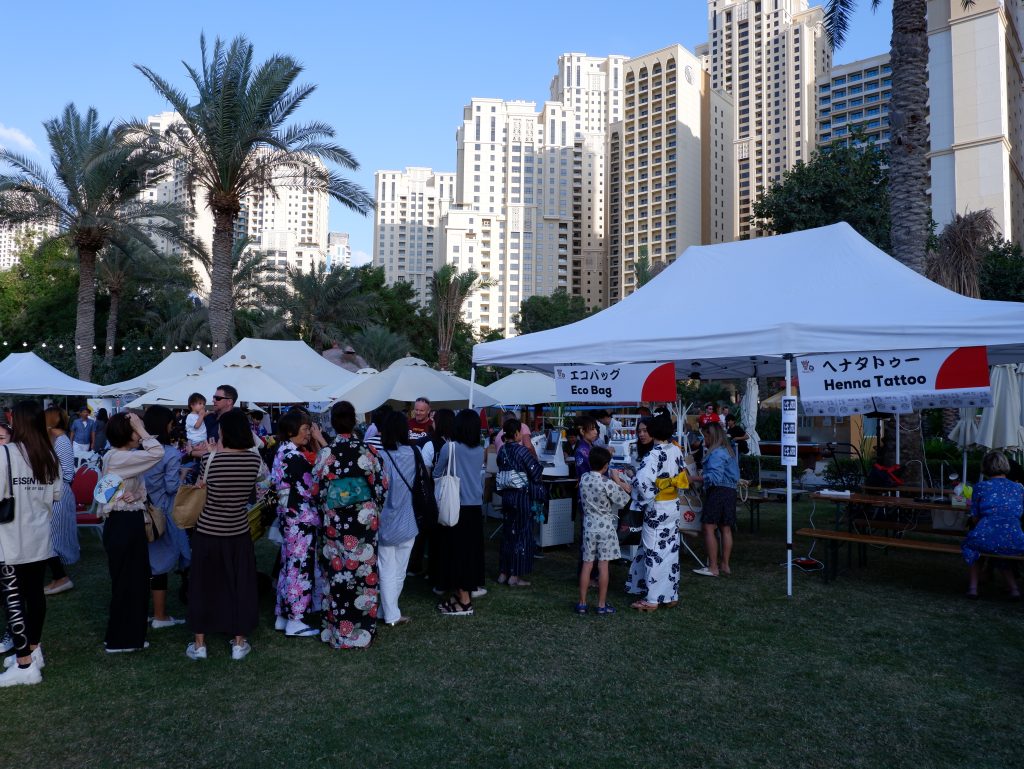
[443,98,578,334]
[816,54,892,150]
[373,167,455,305]
[704,0,831,239]
[606,44,734,302]
[929,0,1024,239]
[143,112,331,285]
[0,219,58,270]
[326,232,352,270]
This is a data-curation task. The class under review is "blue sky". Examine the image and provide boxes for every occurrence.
[2,0,892,264]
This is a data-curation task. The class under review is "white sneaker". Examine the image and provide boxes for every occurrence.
[0,630,13,653]
[105,641,150,654]
[284,619,319,637]
[274,616,287,632]
[185,642,207,660]
[471,588,488,598]
[692,567,718,577]
[3,646,44,670]
[231,641,251,660]
[43,579,74,596]
[151,617,186,629]
[0,660,41,687]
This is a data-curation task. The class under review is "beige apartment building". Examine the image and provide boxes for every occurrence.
[928,0,1024,240]
[373,167,455,305]
[703,0,830,239]
[143,112,332,286]
[816,54,892,150]
[607,44,734,302]
[0,219,58,270]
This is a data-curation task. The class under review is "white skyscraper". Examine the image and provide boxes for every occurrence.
[373,167,455,305]
[326,232,352,270]
[704,0,831,239]
[816,54,892,150]
[0,219,58,270]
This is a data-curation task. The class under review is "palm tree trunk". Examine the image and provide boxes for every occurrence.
[104,289,120,363]
[74,247,97,382]
[209,208,236,358]
[888,0,930,274]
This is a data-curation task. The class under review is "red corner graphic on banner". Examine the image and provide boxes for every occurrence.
[641,362,678,401]
[935,346,989,390]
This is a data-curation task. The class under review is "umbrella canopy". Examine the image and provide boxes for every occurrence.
[739,377,762,456]
[484,370,559,406]
[99,351,212,396]
[125,360,319,408]
[976,364,1024,450]
[208,338,357,393]
[0,352,100,396]
[948,407,979,448]
[324,357,499,414]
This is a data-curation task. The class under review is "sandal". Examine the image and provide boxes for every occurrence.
[630,600,659,612]
[438,597,474,616]
[663,601,678,609]
[508,577,531,587]
[596,604,616,615]
[574,603,588,615]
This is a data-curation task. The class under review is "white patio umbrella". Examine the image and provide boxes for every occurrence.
[126,360,319,407]
[323,357,499,414]
[976,363,1024,452]
[483,370,559,406]
[947,407,979,484]
[739,377,761,456]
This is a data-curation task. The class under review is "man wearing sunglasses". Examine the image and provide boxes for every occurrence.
[191,385,238,457]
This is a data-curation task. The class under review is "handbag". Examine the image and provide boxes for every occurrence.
[143,500,167,543]
[434,441,461,527]
[617,503,644,546]
[496,470,529,491]
[386,447,437,529]
[172,451,215,529]
[326,476,372,509]
[0,445,15,525]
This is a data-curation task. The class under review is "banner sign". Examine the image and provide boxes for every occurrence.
[554,362,676,403]
[797,346,990,416]
[780,396,798,467]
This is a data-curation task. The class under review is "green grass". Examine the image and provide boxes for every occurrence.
[5,501,1024,769]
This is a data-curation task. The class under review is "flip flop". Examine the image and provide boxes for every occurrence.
[630,600,659,612]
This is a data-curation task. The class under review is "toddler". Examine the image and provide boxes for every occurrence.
[576,446,632,615]
[184,392,208,451]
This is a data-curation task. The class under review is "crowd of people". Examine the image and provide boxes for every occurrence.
[1,391,1021,687]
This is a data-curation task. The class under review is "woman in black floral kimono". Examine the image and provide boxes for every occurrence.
[314,401,386,649]
[496,418,545,586]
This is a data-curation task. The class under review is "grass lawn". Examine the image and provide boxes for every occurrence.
[4,500,1023,769]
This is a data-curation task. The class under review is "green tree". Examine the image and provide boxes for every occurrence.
[979,238,1024,303]
[513,288,593,335]
[0,104,192,380]
[350,325,411,371]
[752,138,890,250]
[136,34,374,357]
[925,209,998,299]
[824,0,976,273]
[0,239,77,349]
[270,263,371,351]
[431,264,491,371]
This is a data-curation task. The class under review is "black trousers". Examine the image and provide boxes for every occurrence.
[103,510,151,650]
[1,560,47,657]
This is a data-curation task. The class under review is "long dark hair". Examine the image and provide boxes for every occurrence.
[453,409,481,448]
[381,411,410,451]
[10,400,59,484]
[143,405,174,446]
[430,408,456,454]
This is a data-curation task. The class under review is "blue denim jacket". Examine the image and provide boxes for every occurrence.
[703,447,739,489]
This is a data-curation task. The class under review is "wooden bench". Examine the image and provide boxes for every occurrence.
[795,527,1024,582]
[850,519,965,538]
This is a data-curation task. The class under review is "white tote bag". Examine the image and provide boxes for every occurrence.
[435,441,461,527]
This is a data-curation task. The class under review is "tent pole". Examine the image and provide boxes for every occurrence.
[785,354,793,598]
[468,366,476,410]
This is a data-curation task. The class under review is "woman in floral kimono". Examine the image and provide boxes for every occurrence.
[271,410,326,637]
[626,414,688,611]
[314,401,386,649]
[496,418,545,587]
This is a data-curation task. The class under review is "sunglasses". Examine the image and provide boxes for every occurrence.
[212,395,231,402]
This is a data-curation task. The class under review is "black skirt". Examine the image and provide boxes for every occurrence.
[702,486,738,527]
[188,531,258,637]
[438,505,484,592]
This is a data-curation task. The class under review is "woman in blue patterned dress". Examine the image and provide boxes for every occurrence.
[496,418,545,587]
[271,410,326,637]
[963,450,1024,599]
[43,407,78,596]
[313,401,386,649]
[626,414,689,611]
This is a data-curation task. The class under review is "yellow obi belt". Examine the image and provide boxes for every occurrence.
[654,470,690,501]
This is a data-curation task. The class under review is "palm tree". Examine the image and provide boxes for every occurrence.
[926,209,998,299]
[269,263,371,351]
[0,104,192,380]
[351,325,411,371]
[135,34,374,357]
[430,264,492,371]
[97,245,140,363]
[823,0,975,274]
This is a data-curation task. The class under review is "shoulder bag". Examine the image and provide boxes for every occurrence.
[434,441,461,527]
[172,451,215,529]
[0,445,15,524]
[495,446,529,491]
[143,498,167,543]
[386,447,438,529]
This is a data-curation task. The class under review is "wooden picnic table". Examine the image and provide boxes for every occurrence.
[860,484,955,497]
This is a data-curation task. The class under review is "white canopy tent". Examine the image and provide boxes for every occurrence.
[99,351,212,396]
[483,370,559,406]
[206,338,358,393]
[126,360,319,408]
[472,223,1024,595]
[0,352,100,396]
[324,357,499,415]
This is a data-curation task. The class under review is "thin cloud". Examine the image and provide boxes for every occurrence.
[351,249,372,267]
[0,123,39,154]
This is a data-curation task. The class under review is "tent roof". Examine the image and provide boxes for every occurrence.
[483,370,560,405]
[206,338,357,392]
[125,360,319,408]
[0,352,100,396]
[99,351,212,396]
[472,223,1024,377]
